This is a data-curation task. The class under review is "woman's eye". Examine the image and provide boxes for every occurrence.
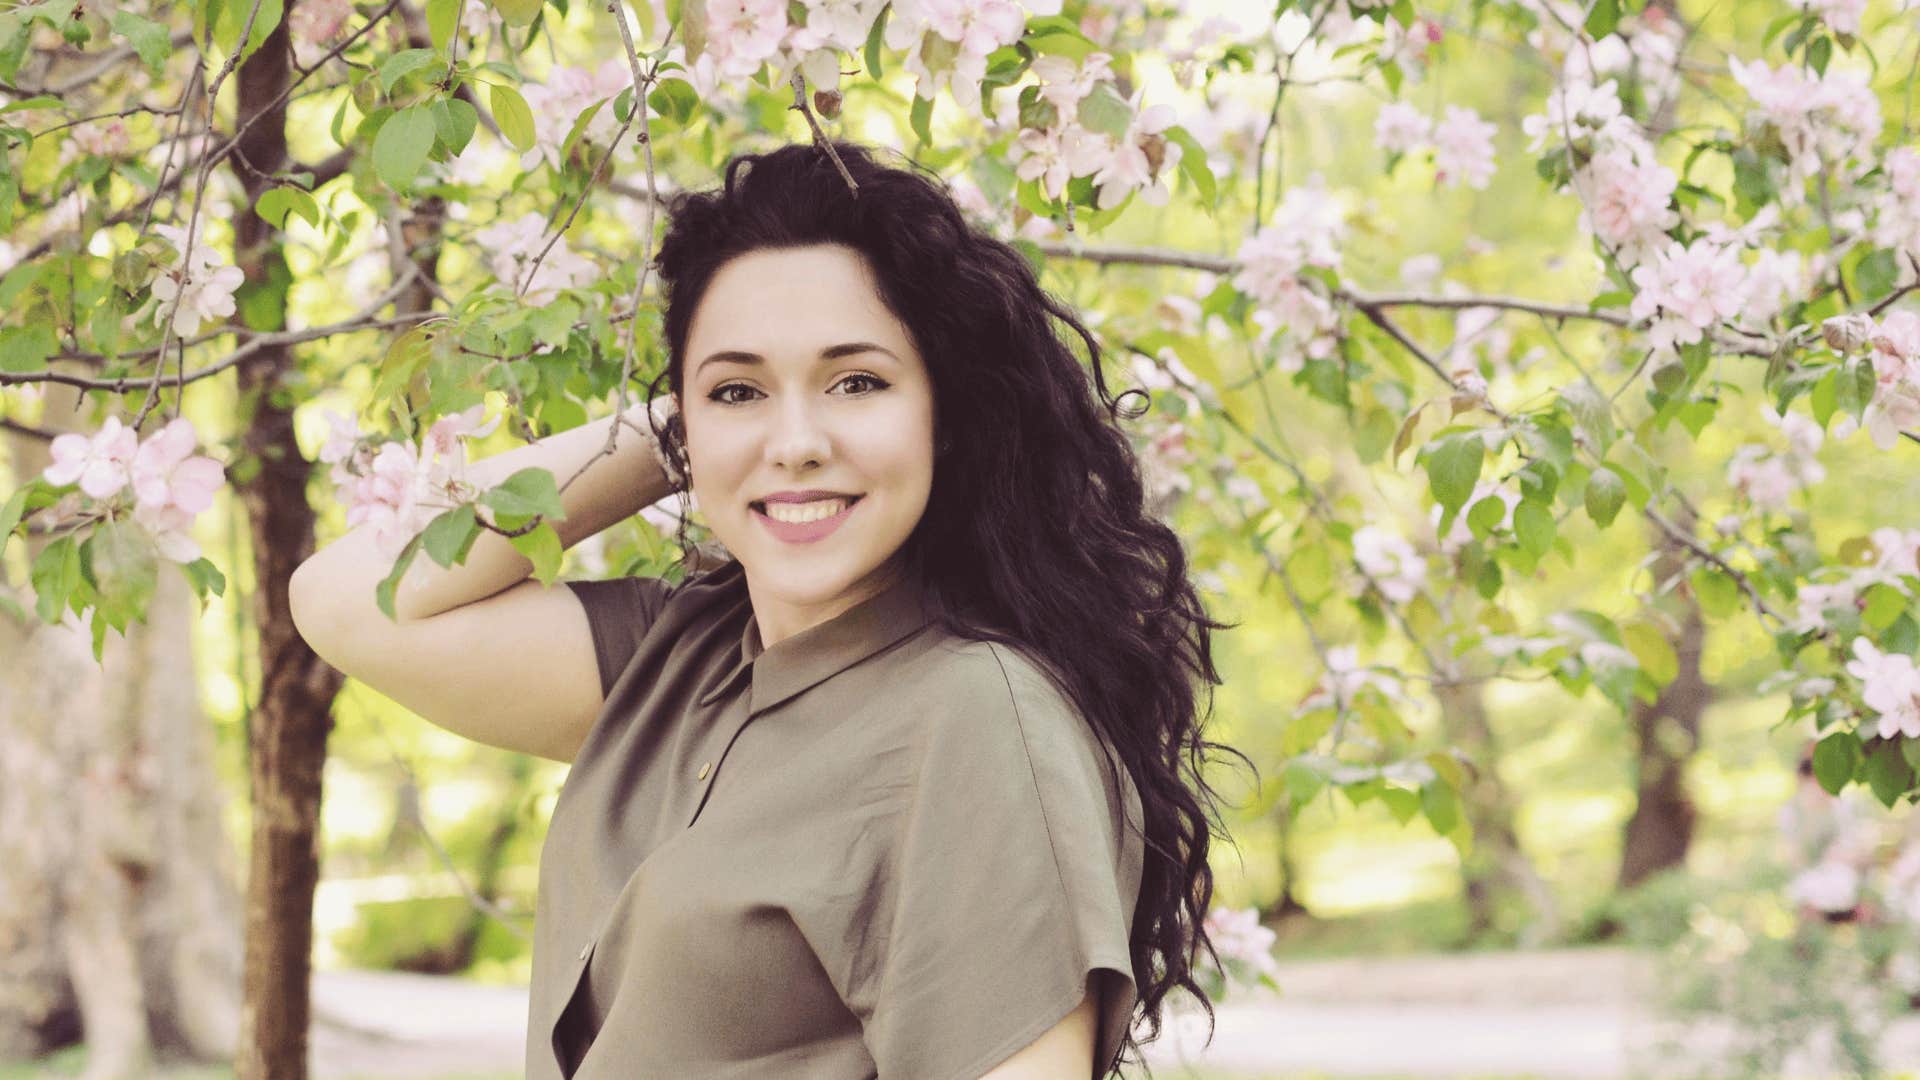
[709,374,888,405]
[836,373,889,395]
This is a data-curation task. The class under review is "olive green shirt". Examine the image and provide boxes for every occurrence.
[533,556,1145,1079]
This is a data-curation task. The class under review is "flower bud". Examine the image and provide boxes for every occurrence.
[1822,313,1874,353]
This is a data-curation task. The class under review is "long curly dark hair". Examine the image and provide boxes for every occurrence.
[639,137,1252,1074]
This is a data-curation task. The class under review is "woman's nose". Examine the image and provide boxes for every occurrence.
[764,398,831,468]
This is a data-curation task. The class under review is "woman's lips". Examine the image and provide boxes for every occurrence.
[751,496,863,544]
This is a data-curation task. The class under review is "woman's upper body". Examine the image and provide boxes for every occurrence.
[533,555,1147,1080]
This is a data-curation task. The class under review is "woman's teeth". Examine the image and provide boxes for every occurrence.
[760,497,854,524]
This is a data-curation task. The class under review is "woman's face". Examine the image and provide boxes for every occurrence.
[676,243,936,635]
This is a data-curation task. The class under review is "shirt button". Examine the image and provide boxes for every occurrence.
[578,942,591,961]
[697,761,712,781]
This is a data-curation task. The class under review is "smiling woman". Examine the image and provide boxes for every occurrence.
[523,138,1244,1080]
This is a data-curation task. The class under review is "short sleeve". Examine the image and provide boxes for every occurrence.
[850,644,1144,1080]
[563,575,674,698]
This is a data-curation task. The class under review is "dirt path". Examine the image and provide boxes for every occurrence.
[307,947,1920,1079]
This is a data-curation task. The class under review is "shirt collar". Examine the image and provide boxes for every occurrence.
[695,560,936,714]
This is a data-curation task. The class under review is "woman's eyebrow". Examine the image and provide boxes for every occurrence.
[696,342,898,376]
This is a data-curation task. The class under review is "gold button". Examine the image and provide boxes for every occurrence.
[697,761,711,781]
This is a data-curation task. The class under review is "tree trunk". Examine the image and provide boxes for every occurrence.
[224,7,349,1079]
[1433,676,1561,946]
[0,387,244,1078]
[1617,512,1709,889]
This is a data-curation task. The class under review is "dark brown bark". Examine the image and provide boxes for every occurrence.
[225,6,348,1079]
[1617,513,1709,890]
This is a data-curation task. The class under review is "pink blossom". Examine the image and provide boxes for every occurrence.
[1728,57,1881,195]
[1297,643,1404,714]
[43,416,139,500]
[70,119,130,158]
[130,417,224,517]
[519,59,630,168]
[1845,637,1920,740]
[343,441,434,559]
[151,222,243,337]
[1431,105,1498,190]
[127,415,225,567]
[1373,101,1431,156]
[1788,860,1862,914]
[1798,0,1866,35]
[290,0,354,44]
[1352,524,1425,604]
[707,0,791,80]
[1201,906,1279,983]
[1627,238,1749,353]
[1090,97,1182,209]
[1010,123,1108,200]
[473,213,596,305]
[1030,51,1113,115]
[1574,146,1681,259]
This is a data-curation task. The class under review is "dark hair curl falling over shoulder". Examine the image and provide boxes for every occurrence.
[642,137,1254,1076]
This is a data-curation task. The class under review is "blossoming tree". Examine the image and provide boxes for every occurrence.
[4,0,1920,1073]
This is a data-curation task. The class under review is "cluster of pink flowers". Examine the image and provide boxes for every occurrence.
[41,417,225,564]
[518,58,630,170]
[320,404,501,560]
[1789,527,1920,635]
[1725,405,1826,512]
[1522,77,1679,270]
[1352,524,1426,605]
[1796,0,1868,35]
[1626,237,1750,357]
[1869,147,1920,278]
[1295,643,1405,716]
[1856,310,1920,450]
[472,213,596,306]
[1371,102,1498,191]
[1005,49,1183,210]
[151,222,244,337]
[1845,638,1920,740]
[1232,179,1346,370]
[1728,57,1881,200]
[1200,905,1279,988]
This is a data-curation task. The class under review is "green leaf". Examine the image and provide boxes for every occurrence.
[1283,757,1325,808]
[1075,81,1131,140]
[31,534,80,626]
[1812,731,1861,795]
[80,518,157,633]
[372,104,438,190]
[111,11,171,76]
[427,0,461,49]
[1513,498,1555,558]
[491,83,536,152]
[1466,493,1507,541]
[481,467,566,521]
[1024,31,1096,60]
[1857,248,1899,302]
[375,534,424,622]
[422,504,481,568]
[380,48,439,92]
[909,93,933,147]
[0,483,29,561]
[863,4,887,79]
[1807,34,1832,77]
[1622,619,1679,687]
[649,78,699,127]
[0,324,55,373]
[1862,582,1908,631]
[493,0,545,26]
[508,519,564,584]
[1426,431,1484,518]
[1691,567,1741,619]
[1864,738,1914,808]
[1379,785,1422,825]
[1584,465,1626,528]
[1584,0,1620,37]
[434,98,479,156]
[215,0,283,63]
[1420,780,1460,835]
[255,186,320,229]
[1165,124,1216,207]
